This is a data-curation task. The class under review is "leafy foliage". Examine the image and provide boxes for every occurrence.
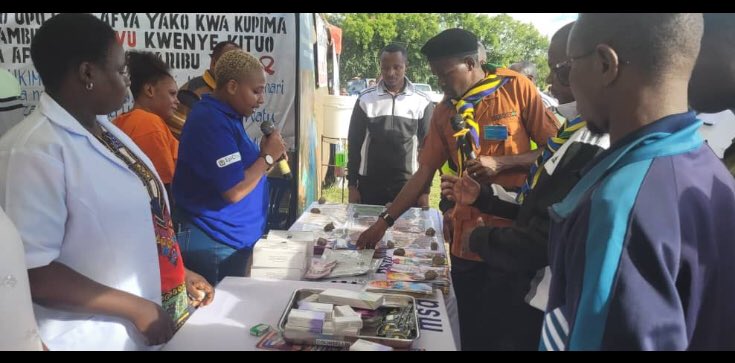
[327,13,550,90]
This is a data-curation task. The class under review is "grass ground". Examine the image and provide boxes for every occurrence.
[321,172,441,208]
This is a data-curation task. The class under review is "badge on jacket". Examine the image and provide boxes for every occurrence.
[483,125,509,141]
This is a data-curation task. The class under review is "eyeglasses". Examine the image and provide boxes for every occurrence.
[551,60,572,87]
[551,49,595,87]
[551,49,629,87]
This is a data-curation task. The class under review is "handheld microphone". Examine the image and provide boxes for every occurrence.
[260,120,292,179]
[450,114,476,160]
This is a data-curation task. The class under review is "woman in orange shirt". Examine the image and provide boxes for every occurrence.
[114,51,180,195]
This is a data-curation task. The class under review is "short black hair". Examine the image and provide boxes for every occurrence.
[379,43,407,60]
[31,13,116,93]
[573,13,703,78]
[550,21,575,51]
[126,51,172,99]
[211,41,240,59]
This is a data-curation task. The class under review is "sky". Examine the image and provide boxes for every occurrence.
[485,13,579,39]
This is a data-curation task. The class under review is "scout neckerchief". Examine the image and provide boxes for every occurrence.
[450,68,508,176]
[516,115,585,204]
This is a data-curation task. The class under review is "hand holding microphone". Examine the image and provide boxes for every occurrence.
[454,113,504,182]
[450,114,476,161]
[259,121,291,179]
[450,114,481,182]
[450,114,497,184]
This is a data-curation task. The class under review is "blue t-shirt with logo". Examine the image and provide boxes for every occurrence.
[173,94,268,249]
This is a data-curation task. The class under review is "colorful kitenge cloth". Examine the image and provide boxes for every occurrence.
[95,126,190,329]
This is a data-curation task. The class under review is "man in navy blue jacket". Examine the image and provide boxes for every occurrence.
[542,13,735,350]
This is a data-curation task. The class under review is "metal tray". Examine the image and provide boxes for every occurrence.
[277,288,420,349]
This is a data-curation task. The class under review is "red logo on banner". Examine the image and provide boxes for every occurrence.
[260,56,275,75]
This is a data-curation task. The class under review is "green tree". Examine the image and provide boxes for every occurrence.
[328,13,550,90]
[328,13,441,88]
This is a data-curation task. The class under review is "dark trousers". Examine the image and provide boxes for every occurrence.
[451,255,489,351]
[357,175,408,206]
[451,254,544,351]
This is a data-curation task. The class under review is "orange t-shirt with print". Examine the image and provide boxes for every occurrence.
[419,68,559,261]
[114,108,179,184]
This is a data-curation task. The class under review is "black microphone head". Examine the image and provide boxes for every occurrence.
[260,120,275,135]
[450,114,465,132]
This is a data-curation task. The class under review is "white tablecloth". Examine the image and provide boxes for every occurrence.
[163,277,457,351]
[290,203,461,349]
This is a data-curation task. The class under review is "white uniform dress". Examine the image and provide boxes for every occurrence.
[0,93,168,350]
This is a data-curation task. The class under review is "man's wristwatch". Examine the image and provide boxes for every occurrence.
[378,211,395,227]
[261,154,274,167]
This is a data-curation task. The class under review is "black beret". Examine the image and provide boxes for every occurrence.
[421,28,479,60]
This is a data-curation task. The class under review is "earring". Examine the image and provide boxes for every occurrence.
[86,82,94,91]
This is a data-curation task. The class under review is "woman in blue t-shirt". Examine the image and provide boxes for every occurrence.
[173,49,286,285]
